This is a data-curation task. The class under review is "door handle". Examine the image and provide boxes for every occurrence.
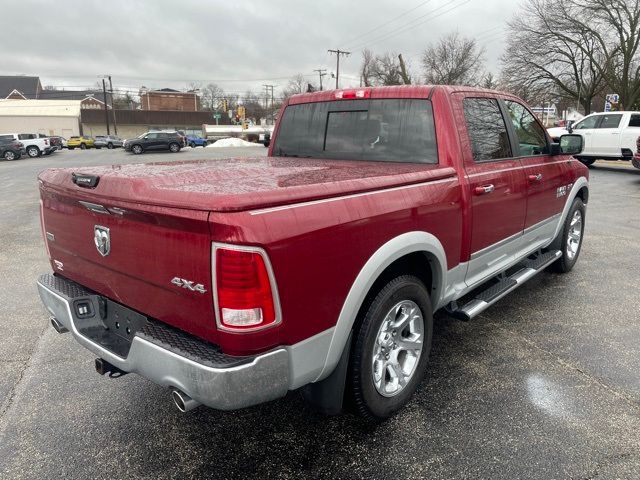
[474,184,494,195]
[528,173,543,182]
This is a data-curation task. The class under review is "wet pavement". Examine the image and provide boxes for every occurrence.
[1,150,639,479]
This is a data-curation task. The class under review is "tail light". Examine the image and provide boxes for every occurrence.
[213,244,281,332]
[45,139,49,145]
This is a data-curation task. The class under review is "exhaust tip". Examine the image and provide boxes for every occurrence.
[171,389,200,413]
[50,317,69,334]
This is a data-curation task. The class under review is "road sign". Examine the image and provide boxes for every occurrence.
[606,93,619,104]
[213,113,221,120]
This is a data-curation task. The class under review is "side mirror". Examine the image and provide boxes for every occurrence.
[567,123,573,133]
[559,134,583,155]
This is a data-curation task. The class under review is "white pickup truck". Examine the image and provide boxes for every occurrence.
[1,133,54,158]
[547,111,640,167]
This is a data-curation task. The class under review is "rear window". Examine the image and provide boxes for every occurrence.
[273,99,438,163]
[0,135,14,141]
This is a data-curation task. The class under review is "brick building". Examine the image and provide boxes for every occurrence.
[139,88,200,111]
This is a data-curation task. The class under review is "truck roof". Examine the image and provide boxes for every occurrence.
[286,85,512,105]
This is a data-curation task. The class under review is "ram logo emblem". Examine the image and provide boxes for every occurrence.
[171,277,207,294]
[94,225,110,257]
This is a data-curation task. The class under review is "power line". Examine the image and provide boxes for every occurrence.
[338,0,433,49]
[328,49,351,89]
[347,0,472,52]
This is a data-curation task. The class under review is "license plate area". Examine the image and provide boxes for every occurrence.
[74,296,148,358]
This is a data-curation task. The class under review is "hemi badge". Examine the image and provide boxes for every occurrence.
[46,232,55,241]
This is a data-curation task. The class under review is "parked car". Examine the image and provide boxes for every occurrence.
[0,133,54,157]
[0,135,26,160]
[48,136,64,151]
[36,86,588,420]
[94,135,124,149]
[547,111,640,166]
[123,131,184,154]
[633,136,640,170]
[186,135,208,148]
[67,136,95,150]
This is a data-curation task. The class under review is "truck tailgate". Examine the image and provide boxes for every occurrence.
[39,182,218,345]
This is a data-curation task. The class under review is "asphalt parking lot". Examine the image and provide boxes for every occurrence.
[1,148,639,479]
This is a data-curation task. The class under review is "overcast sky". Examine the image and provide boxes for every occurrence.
[2,0,519,97]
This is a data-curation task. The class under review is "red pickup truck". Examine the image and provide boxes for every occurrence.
[37,86,588,420]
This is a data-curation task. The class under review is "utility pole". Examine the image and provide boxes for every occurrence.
[102,78,110,135]
[313,69,327,90]
[328,49,350,89]
[107,75,117,135]
[263,85,275,124]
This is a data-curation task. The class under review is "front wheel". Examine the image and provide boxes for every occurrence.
[169,142,180,153]
[80,143,87,150]
[131,144,143,155]
[107,143,114,149]
[189,142,196,148]
[349,275,433,421]
[551,198,585,273]
[3,150,17,160]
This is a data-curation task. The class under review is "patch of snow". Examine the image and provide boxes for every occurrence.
[207,138,262,148]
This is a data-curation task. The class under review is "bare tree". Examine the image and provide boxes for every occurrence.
[200,83,225,111]
[501,0,606,114]
[422,32,486,86]
[361,49,377,87]
[359,50,412,86]
[282,74,316,98]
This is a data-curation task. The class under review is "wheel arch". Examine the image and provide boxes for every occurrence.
[550,176,589,242]
[313,231,447,384]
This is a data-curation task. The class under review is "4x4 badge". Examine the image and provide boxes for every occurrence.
[94,225,110,257]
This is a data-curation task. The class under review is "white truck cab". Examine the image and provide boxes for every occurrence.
[548,111,640,166]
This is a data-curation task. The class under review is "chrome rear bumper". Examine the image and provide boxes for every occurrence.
[37,274,290,411]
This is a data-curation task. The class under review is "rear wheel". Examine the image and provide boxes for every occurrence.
[551,197,585,273]
[80,143,87,150]
[349,275,433,421]
[169,142,180,153]
[189,142,196,148]
[27,146,40,158]
[3,150,17,161]
[577,157,595,166]
[107,143,114,149]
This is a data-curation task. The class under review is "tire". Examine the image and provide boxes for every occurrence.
[80,143,87,150]
[577,157,595,166]
[96,146,102,150]
[3,150,16,161]
[107,143,114,149]
[169,142,180,153]
[202,142,208,147]
[131,144,143,155]
[550,197,585,273]
[349,275,433,421]
[189,142,196,148]
[68,147,75,150]
[27,146,40,158]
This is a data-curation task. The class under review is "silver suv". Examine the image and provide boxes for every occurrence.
[94,135,124,149]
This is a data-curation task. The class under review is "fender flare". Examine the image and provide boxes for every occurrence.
[314,231,448,382]
[550,176,589,242]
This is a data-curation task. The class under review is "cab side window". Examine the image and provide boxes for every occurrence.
[463,98,512,162]
[597,114,622,128]
[629,114,640,127]
[574,115,599,130]
[504,100,547,156]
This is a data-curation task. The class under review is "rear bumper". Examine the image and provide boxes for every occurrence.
[37,274,290,411]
